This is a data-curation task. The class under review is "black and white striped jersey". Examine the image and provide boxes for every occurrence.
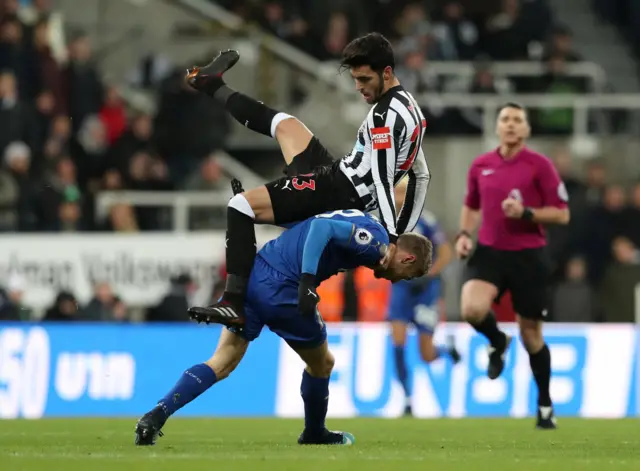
[339,85,430,241]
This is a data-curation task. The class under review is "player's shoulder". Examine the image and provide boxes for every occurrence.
[521,147,555,167]
[352,213,389,243]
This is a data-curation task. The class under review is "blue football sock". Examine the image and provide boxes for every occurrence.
[300,370,329,435]
[393,345,410,399]
[157,363,217,418]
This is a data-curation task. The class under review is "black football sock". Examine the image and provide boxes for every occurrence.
[470,312,507,350]
[529,344,552,407]
[214,85,279,138]
[224,207,256,306]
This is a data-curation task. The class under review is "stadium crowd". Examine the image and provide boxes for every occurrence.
[0,0,638,324]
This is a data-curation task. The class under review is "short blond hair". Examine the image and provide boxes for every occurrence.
[398,232,433,277]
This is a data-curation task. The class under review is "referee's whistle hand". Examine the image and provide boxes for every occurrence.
[501,198,524,218]
[455,236,473,259]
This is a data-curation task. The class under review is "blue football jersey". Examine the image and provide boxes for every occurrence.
[258,209,389,283]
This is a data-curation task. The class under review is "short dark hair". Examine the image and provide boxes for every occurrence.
[340,32,395,73]
[398,233,433,277]
[498,102,528,119]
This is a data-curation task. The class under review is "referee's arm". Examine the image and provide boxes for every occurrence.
[526,158,570,225]
[397,148,430,235]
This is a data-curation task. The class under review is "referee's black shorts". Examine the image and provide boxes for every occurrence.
[463,244,552,320]
[265,137,363,225]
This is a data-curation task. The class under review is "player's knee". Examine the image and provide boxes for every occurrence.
[228,193,256,219]
[519,324,544,353]
[305,351,335,378]
[420,347,438,363]
[461,301,489,324]
[273,114,306,139]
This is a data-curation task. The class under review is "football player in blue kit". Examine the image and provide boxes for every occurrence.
[388,179,460,416]
[135,202,433,446]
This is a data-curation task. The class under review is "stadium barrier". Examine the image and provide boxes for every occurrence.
[0,322,637,419]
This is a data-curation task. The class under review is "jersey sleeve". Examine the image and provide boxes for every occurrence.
[463,160,481,210]
[368,106,401,242]
[396,148,430,235]
[537,157,569,209]
[343,218,390,265]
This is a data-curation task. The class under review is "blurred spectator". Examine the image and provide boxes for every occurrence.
[106,113,154,177]
[30,18,66,113]
[534,55,588,134]
[146,274,196,322]
[64,32,103,133]
[38,156,83,231]
[3,141,37,231]
[432,1,479,60]
[583,160,607,205]
[82,281,115,321]
[597,237,640,323]
[155,70,229,184]
[43,291,79,321]
[582,184,630,284]
[543,24,581,62]
[627,182,640,248]
[485,0,531,60]
[552,257,594,322]
[0,16,31,96]
[314,11,350,61]
[0,71,37,156]
[112,295,128,322]
[39,114,71,176]
[184,153,229,230]
[0,272,30,321]
[19,0,67,65]
[99,86,127,146]
[71,114,108,188]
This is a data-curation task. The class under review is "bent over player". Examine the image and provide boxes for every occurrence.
[456,103,569,429]
[185,32,429,325]
[135,206,432,446]
[388,179,459,416]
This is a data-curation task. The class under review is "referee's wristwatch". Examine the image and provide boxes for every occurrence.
[521,207,535,221]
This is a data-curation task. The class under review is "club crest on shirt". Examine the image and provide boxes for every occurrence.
[355,228,373,245]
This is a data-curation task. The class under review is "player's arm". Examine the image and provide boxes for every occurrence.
[298,218,354,317]
[457,162,481,258]
[396,149,431,235]
[429,240,453,277]
[368,108,400,243]
[502,158,570,225]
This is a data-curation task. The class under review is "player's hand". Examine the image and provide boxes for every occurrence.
[380,242,397,269]
[501,197,524,219]
[455,234,474,259]
[298,273,320,318]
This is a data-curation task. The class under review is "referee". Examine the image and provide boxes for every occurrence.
[455,103,569,429]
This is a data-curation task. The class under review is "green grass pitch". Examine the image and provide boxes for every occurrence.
[1,418,638,471]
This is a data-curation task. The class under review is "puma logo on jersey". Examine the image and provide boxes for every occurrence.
[281,180,292,191]
[374,111,386,120]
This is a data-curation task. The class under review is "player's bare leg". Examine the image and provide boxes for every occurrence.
[293,340,355,445]
[518,316,556,429]
[461,280,511,379]
[135,329,248,445]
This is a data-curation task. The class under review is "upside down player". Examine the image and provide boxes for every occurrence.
[388,178,460,416]
[456,103,569,429]
[185,32,429,325]
[135,197,433,446]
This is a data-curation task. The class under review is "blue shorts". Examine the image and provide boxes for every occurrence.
[230,256,327,349]
[387,278,441,334]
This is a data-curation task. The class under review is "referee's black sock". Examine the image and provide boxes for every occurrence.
[223,207,257,307]
[214,85,279,138]
[529,344,552,407]
[470,313,507,350]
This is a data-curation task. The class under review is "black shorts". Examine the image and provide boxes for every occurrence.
[463,244,551,320]
[266,137,364,225]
